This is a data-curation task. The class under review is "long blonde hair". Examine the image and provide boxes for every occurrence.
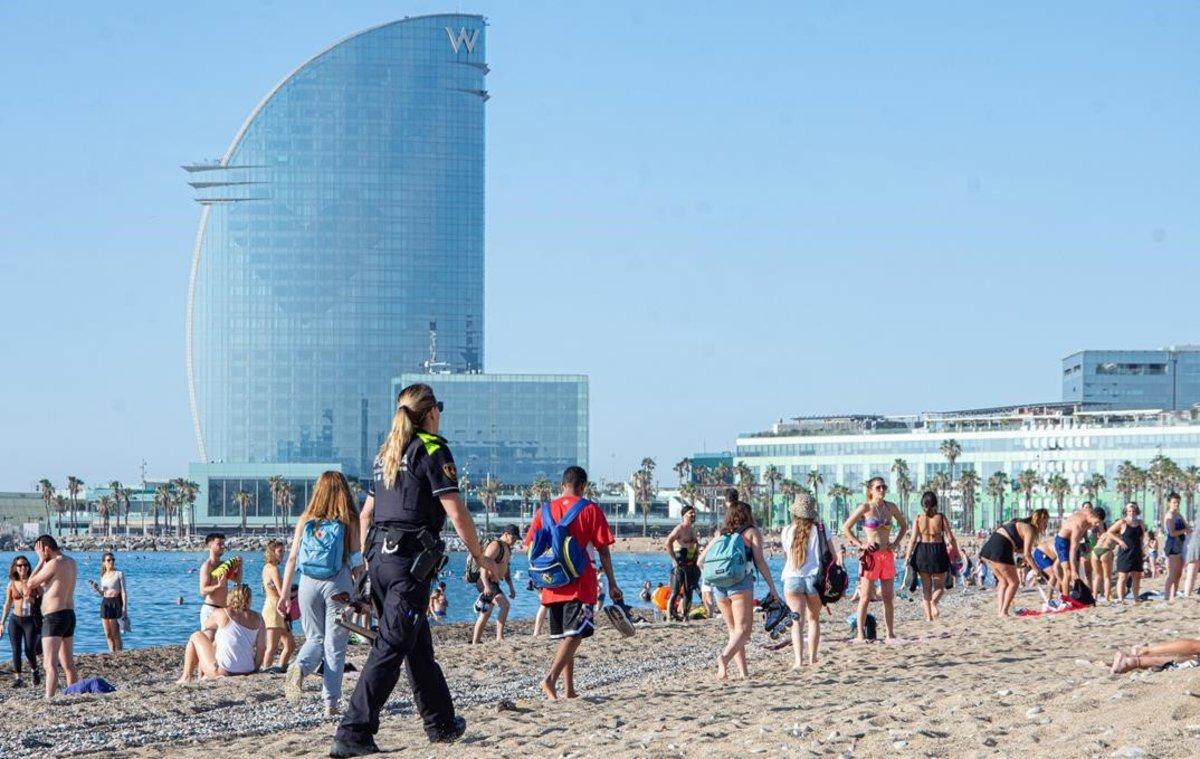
[378,383,439,488]
[790,518,814,567]
[301,471,358,556]
[227,584,251,612]
[262,539,283,566]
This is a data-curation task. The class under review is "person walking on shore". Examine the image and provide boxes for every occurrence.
[199,533,241,635]
[1161,494,1190,602]
[525,466,622,698]
[25,535,78,699]
[780,493,826,668]
[87,552,127,652]
[1108,503,1147,602]
[332,383,497,757]
[259,539,295,671]
[1,555,42,687]
[664,505,701,621]
[978,509,1050,617]
[700,499,780,679]
[903,491,960,622]
[470,525,518,644]
[280,471,362,716]
[841,476,908,641]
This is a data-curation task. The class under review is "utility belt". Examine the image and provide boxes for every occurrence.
[370,523,447,583]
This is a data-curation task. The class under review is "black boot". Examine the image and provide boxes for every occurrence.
[328,736,380,758]
[428,716,466,744]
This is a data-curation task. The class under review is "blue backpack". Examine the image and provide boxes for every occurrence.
[298,519,345,580]
[527,499,591,589]
[701,532,749,588]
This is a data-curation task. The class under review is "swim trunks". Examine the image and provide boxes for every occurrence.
[1032,548,1054,572]
[862,549,896,581]
[43,609,76,638]
[1054,536,1071,564]
[546,600,594,640]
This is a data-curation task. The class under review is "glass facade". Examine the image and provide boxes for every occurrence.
[1063,348,1200,410]
[394,373,588,486]
[186,15,487,478]
[189,462,337,525]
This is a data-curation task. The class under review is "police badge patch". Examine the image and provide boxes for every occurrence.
[443,463,458,482]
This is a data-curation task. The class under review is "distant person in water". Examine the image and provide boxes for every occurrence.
[842,476,908,641]
[664,505,701,621]
[199,533,241,636]
[25,535,79,699]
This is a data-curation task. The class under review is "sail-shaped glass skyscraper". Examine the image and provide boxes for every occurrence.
[185,15,487,479]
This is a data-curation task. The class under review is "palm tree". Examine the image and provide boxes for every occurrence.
[173,478,199,537]
[531,475,554,506]
[1115,461,1137,505]
[153,483,172,537]
[940,440,962,493]
[827,484,853,526]
[109,480,125,536]
[233,489,253,534]
[53,495,69,534]
[1081,473,1108,510]
[762,465,783,528]
[891,459,913,520]
[929,472,951,508]
[733,462,755,506]
[1016,469,1041,512]
[1130,465,1149,510]
[268,475,285,534]
[632,458,657,537]
[96,495,114,536]
[277,481,295,534]
[1047,474,1071,525]
[478,475,501,534]
[1181,466,1200,522]
[66,475,83,536]
[1147,455,1177,524]
[38,479,55,535]
[958,468,980,533]
[986,471,1009,525]
[806,468,824,516]
[673,458,692,488]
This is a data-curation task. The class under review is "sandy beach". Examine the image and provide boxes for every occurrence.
[3,576,1200,758]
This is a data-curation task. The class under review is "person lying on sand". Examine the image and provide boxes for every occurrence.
[177,584,264,683]
[1111,637,1200,674]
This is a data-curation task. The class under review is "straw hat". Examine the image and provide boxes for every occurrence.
[790,493,817,520]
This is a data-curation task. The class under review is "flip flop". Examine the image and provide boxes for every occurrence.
[603,603,637,638]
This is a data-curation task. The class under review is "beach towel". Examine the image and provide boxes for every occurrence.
[63,677,116,695]
[1014,596,1090,617]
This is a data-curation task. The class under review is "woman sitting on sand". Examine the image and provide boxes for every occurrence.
[698,499,780,680]
[1107,503,1147,602]
[780,493,825,669]
[903,491,960,622]
[177,584,264,683]
[260,539,295,671]
[978,509,1050,617]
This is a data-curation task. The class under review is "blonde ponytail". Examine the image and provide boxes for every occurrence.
[378,383,438,488]
[790,517,814,568]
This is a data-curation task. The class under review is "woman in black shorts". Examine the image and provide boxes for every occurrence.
[904,491,960,622]
[979,509,1050,618]
[1107,503,1147,602]
[87,552,127,652]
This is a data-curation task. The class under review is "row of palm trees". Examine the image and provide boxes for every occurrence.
[37,476,201,538]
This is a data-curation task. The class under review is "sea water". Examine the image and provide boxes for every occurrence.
[0,550,877,654]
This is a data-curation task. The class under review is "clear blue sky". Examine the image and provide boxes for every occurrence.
[1,2,1197,490]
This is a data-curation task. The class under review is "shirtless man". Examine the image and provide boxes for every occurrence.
[1053,503,1104,596]
[470,525,519,644]
[199,533,241,637]
[842,476,908,641]
[665,505,701,621]
[25,535,79,699]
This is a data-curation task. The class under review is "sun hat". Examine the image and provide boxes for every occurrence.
[791,493,818,520]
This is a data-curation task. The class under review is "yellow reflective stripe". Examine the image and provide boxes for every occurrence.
[416,431,442,455]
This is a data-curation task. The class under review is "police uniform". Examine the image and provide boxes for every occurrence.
[336,431,461,745]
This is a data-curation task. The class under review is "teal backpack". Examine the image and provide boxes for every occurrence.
[702,532,749,588]
[298,519,345,580]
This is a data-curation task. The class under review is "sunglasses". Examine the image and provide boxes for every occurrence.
[15,563,30,568]
[873,485,888,492]
[435,401,444,412]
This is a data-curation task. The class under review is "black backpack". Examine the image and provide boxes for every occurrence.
[1069,578,1096,607]
[463,539,507,584]
[816,524,848,604]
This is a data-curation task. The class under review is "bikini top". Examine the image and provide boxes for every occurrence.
[863,503,889,530]
[1002,519,1031,550]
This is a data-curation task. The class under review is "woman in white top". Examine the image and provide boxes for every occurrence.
[176,584,264,683]
[87,552,127,652]
[780,493,825,669]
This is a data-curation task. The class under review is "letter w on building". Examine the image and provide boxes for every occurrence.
[445,26,479,54]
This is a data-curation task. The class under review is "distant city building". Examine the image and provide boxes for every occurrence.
[0,492,47,534]
[1062,347,1200,411]
[736,403,1200,528]
[688,451,733,481]
[394,373,589,486]
[185,15,487,480]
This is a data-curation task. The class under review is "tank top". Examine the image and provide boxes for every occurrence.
[1002,519,1031,551]
[214,617,259,674]
[1119,521,1144,556]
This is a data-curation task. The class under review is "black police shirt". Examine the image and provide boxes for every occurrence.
[368,431,459,532]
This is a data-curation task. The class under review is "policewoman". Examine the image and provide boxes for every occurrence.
[333,383,498,758]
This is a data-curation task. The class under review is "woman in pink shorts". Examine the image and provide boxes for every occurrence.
[842,476,908,642]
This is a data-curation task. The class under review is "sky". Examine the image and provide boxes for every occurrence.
[1,2,1198,490]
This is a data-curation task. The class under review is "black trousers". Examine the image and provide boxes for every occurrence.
[8,614,39,674]
[337,544,455,742]
[668,563,698,618]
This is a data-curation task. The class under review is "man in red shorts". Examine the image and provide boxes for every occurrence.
[524,465,623,699]
[842,476,908,641]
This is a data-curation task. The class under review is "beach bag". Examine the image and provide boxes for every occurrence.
[815,524,848,604]
[1068,578,1096,607]
[701,533,749,588]
[298,519,345,579]
[64,677,115,695]
[528,499,591,589]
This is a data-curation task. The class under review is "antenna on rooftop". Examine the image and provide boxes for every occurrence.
[422,320,452,375]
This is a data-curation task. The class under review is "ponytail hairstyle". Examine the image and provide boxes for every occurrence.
[921,491,938,517]
[378,383,439,489]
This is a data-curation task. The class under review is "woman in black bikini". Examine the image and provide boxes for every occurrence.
[1108,502,1147,602]
[903,491,960,622]
[979,509,1050,617]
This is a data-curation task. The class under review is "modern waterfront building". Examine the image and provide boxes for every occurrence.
[1062,347,1200,411]
[393,373,588,486]
[185,15,488,481]
[735,403,1200,528]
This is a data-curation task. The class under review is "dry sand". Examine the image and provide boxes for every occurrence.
[3,577,1200,757]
